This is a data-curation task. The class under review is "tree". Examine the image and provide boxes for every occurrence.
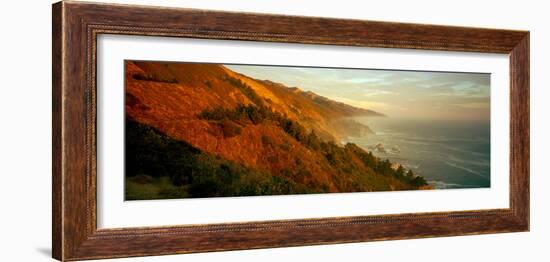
[396,165,405,177]
[304,131,320,150]
[412,176,428,186]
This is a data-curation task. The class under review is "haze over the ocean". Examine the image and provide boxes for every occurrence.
[227,64,490,121]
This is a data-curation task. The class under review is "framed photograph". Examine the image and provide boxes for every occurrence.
[52,1,529,261]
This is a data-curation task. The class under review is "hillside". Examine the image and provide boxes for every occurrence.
[124,61,428,199]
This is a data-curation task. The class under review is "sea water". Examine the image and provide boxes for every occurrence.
[347,117,490,189]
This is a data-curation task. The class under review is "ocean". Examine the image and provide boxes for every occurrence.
[346,117,491,189]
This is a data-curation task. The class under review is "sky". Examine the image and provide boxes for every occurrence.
[226,64,490,121]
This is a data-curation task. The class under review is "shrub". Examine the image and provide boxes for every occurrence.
[220,120,242,138]
[130,174,155,184]
[261,135,273,146]
[132,73,178,83]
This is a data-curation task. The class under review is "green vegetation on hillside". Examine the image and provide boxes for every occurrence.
[223,75,265,106]
[125,119,320,200]
[199,103,425,187]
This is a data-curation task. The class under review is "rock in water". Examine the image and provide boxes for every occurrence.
[390,145,400,154]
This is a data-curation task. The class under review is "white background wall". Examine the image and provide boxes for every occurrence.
[0,0,546,261]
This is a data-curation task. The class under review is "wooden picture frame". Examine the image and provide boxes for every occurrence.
[52,1,529,261]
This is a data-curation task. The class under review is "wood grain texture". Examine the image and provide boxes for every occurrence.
[509,35,530,227]
[52,1,530,261]
[52,2,63,260]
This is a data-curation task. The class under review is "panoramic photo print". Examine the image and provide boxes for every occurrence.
[124,61,490,200]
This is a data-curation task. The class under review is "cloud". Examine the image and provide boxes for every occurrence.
[362,90,396,97]
[331,96,392,111]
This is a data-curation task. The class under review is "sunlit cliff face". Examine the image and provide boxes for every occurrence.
[227,65,490,121]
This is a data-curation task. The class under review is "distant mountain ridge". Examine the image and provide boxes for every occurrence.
[261,80,384,118]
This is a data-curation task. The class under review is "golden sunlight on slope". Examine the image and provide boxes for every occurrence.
[125,61,420,193]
